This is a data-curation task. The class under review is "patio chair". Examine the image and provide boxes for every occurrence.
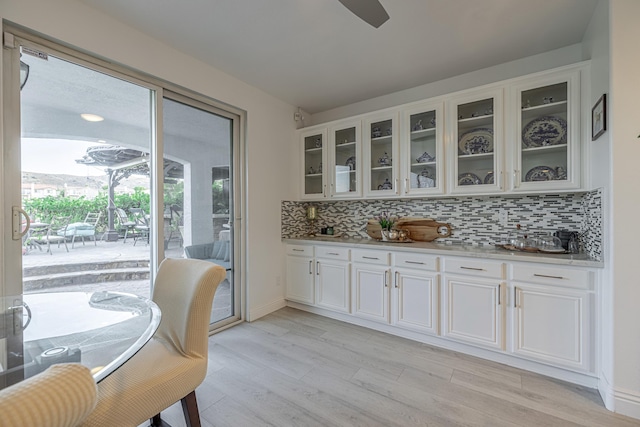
[32,216,70,254]
[130,208,149,246]
[166,204,183,248]
[115,208,136,243]
[68,212,101,248]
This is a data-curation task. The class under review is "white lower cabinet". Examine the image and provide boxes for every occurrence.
[443,275,504,350]
[393,268,438,335]
[315,250,350,313]
[285,245,315,304]
[285,243,596,378]
[352,262,390,323]
[510,263,593,371]
[350,249,392,323]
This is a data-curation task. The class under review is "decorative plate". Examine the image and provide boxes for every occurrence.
[484,171,494,185]
[522,116,567,148]
[458,128,493,155]
[458,172,482,186]
[345,156,356,170]
[525,166,557,182]
[538,248,567,254]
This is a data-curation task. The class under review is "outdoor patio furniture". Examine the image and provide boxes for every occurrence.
[115,208,136,243]
[184,241,231,270]
[65,212,101,248]
[31,216,70,254]
[130,208,149,246]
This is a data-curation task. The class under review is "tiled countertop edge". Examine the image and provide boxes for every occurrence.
[283,236,604,268]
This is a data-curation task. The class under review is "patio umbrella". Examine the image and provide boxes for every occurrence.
[76,145,183,241]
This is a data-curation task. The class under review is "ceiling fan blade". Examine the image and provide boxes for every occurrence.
[337,0,390,28]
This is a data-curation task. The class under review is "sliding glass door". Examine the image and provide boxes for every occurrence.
[1,29,242,333]
[162,94,240,328]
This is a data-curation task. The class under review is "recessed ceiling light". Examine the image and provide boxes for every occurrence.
[97,140,106,143]
[81,113,104,122]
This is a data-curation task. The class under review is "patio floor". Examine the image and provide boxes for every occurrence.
[21,237,233,323]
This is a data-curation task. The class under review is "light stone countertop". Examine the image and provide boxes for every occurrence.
[283,236,604,268]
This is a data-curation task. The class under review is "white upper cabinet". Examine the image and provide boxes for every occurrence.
[363,111,400,197]
[301,128,328,200]
[297,63,588,201]
[447,88,504,194]
[508,69,581,192]
[400,101,445,196]
[328,120,362,199]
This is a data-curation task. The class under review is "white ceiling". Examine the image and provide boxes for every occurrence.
[79,0,598,114]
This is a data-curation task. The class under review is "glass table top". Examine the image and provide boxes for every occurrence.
[0,291,160,389]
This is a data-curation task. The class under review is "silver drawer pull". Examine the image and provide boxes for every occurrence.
[460,266,485,271]
[363,256,379,260]
[292,249,304,252]
[405,260,425,265]
[534,273,564,280]
[327,252,340,256]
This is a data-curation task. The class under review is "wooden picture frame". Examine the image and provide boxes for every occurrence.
[592,94,607,141]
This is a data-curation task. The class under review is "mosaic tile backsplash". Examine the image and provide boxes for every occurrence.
[282,189,603,261]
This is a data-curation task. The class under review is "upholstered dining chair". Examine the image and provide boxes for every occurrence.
[0,363,97,427]
[80,258,226,427]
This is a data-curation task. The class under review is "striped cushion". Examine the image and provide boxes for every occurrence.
[0,363,97,427]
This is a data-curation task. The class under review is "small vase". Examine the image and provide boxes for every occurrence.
[380,229,389,241]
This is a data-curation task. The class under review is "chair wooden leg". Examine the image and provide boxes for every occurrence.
[181,391,201,427]
[150,414,173,427]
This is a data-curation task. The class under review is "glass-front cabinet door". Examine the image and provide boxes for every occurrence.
[364,112,399,197]
[448,89,503,194]
[401,102,444,196]
[511,71,580,192]
[301,128,327,200]
[329,120,361,198]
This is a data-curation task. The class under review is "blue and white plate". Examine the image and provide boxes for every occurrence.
[458,172,482,186]
[525,166,557,182]
[522,116,567,148]
[458,128,493,155]
[484,171,494,185]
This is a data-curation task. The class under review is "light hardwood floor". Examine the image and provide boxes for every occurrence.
[155,307,639,427]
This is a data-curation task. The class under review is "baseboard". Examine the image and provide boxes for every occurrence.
[248,298,286,321]
[598,371,616,411]
[612,387,640,420]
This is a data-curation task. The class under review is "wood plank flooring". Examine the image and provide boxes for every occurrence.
[152,307,639,427]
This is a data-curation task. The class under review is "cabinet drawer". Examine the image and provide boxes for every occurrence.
[511,264,591,290]
[444,258,504,279]
[352,249,391,265]
[286,244,313,257]
[394,252,439,271]
[315,246,350,261]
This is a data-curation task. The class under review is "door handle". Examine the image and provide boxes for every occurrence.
[395,271,399,288]
[309,260,313,275]
[12,206,30,240]
[316,261,320,275]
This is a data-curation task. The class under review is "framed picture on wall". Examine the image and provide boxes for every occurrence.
[592,94,607,141]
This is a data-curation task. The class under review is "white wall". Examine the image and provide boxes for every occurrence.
[609,0,640,418]
[310,44,584,125]
[0,0,296,320]
[581,0,614,409]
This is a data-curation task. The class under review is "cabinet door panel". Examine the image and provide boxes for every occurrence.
[285,256,314,304]
[443,276,503,349]
[511,71,581,192]
[352,265,389,323]
[301,128,327,200]
[514,285,589,370]
[395,271,438,335]
[317,261,350,313]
